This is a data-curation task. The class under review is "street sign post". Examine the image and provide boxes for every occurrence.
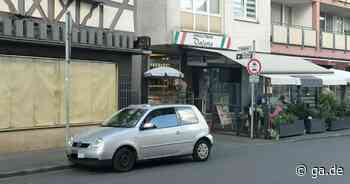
[64,12,72,150]
[246,41,262,139]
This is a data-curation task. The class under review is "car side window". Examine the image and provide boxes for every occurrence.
[176,107,199,125]
[145,108,178,129]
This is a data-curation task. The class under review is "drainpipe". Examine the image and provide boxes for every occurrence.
[312,0,321,51]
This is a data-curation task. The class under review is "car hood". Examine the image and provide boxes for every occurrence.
[74,127,131,142]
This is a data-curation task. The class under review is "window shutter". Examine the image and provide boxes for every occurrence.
[246,0,256,19]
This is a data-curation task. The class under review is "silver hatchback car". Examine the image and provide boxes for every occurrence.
[66,104,214,172]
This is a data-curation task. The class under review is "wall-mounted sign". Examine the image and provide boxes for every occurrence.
[174,31,232,49]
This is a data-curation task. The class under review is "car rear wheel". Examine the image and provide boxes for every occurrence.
[112,147,136,172]
[193,139,211,161]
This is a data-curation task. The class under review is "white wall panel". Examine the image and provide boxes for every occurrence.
[103,6,119,29]
[0,0,11,12]
[115,9,134,32]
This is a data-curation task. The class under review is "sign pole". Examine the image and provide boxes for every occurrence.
[250,40,256,139]
[64,12,72,148]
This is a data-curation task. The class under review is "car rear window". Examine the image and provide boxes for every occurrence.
[176,107,199,125]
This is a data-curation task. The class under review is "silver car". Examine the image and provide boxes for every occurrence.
[66,104,214,172]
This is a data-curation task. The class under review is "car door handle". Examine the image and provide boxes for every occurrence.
[176,130,180,135]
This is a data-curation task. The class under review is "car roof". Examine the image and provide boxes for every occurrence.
[127,104,195,110]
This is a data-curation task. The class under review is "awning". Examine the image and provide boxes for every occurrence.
[312,73,347,86]
[330,69,350,84]
[262,74,301,85]
[144,67,184,78]
[292,75,323,87]
[189,48,332,74]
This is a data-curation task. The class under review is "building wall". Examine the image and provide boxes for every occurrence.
[137,0,180,45]
[225,0,271,52]
[0,125,98,153]
[292,4,313,27]
[0,0,136,32]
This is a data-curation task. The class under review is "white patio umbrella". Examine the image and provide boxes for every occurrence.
[144,67,184,78]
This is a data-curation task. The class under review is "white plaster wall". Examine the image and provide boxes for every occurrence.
[292,3,313,27]
[115,9,135,32]
[0,0,11,12]
[137,0,180,45]
[54,0,76,22]
[103,6,119,29]
[26,0,48,18]
[225,0,271,53]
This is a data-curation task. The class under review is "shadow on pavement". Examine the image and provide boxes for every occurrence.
[71,156,196,174]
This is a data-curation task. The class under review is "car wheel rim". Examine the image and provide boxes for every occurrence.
[119,152,131,167]
[197,143,209,159]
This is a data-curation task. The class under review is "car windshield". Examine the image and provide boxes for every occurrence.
[101,108,146,128]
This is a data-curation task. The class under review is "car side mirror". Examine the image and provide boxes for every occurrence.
[141,122,157,130]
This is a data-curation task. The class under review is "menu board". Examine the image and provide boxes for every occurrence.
[216,105,233,127]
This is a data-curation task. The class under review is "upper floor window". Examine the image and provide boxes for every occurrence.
[180,0,222,33]
[233,0,257,20]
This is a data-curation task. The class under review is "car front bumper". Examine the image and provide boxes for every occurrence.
[67,153,112,167]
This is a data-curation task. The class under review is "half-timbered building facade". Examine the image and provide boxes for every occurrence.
[0,0,149,153]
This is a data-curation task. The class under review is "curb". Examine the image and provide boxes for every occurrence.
[0,164,72,179]
[284,132,350,143]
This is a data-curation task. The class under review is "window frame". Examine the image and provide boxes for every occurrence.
[176,107,199,126]
[180,0,223,33]
[233,0,258,22]
[140,107,180,130]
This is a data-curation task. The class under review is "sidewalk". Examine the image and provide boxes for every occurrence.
[0,148,71,178]
[1,129,350,179]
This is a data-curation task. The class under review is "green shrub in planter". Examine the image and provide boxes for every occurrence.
[304,108,326,134]
[272,112,304,138]
[328,101,350,131]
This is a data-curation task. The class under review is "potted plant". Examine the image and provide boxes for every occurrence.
[328,101,350,131]
[286,103,325,134]
[320,89,350,131]
[304,108,326,134]
[272,111,305,139]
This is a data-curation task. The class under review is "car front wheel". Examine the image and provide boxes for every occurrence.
[112,147,136,172]
[193,139,211,161]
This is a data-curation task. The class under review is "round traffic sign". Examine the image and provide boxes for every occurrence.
[246,58,262,75]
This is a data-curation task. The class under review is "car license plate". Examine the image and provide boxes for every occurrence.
[78,152,85,159]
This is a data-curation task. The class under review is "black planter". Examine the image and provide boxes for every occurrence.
[278,120,305,138]
[327,117,350,131]
[304,118,326,134]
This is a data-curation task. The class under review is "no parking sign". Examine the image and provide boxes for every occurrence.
[246,58,262,75]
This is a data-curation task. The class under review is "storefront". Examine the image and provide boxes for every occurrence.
[147,31,240,114]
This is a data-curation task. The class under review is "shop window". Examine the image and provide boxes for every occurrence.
[180,0,222,33]
[233,0,257,20]
[219,68,241,83]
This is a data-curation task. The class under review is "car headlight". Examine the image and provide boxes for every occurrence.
[91,138,104,154]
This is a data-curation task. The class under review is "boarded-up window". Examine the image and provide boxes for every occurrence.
[0,55,118,130]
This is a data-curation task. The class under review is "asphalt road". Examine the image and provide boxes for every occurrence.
[1,135,349,184]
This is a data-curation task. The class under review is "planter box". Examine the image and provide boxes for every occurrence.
[304,118,326,134]
[278,120,305,138]
[327,117,350,131]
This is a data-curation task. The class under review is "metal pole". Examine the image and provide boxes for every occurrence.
[250,40,256,139]
[64,12,72,148]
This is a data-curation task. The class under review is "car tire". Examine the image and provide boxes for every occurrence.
[112,147,136,172]
[193,139,211,162]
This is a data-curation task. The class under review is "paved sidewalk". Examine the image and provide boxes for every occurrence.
[1,129,350,179]
[0,148,71,178]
